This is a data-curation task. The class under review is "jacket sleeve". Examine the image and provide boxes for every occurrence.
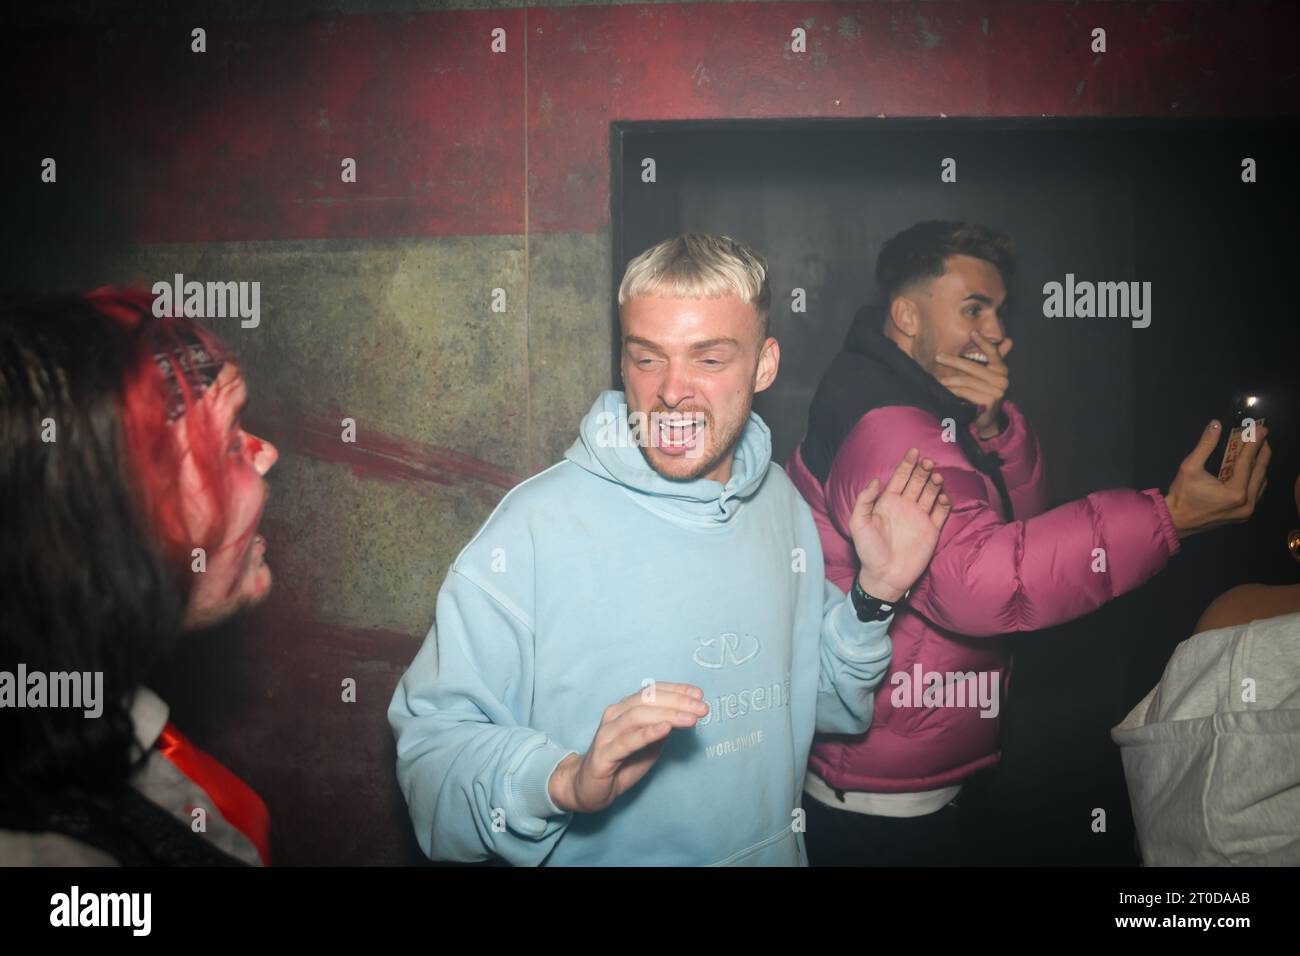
[824,405,1182,638]
[388,567,577,865]
[967,399,1049,519]
[815,578,894,734]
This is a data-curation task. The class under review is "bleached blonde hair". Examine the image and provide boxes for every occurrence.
[617,233,771,338]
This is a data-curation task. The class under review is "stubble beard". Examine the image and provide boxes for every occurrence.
[638,398,751,483]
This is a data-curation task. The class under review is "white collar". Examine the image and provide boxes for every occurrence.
[128,686,170,755]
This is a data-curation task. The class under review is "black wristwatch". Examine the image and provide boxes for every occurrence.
[850,577,906,622]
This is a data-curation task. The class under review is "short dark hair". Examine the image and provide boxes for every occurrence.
[875,220,1016,306]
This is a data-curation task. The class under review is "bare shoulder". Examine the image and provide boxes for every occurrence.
[1193,583,1300,635]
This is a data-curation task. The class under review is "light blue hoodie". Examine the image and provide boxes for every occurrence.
[388,389,893,865]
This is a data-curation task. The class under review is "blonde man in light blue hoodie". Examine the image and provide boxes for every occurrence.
[389,234,952,865]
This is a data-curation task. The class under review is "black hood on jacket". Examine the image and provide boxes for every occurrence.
[798,303,1014,520]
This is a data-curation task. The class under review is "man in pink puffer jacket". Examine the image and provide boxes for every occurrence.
[786,221,1272,865]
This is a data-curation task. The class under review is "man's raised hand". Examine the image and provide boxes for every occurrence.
[848,448,952,603]
[1164,419,1270,538]
[934,331,1014,438]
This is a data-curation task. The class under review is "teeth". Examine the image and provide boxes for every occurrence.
[962,352,990,365]
[658,417,701,447]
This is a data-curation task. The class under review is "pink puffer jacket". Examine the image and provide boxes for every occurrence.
[786,399,1182,792]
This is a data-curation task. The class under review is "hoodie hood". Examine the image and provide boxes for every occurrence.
[563,389,772,527]
[1111,610,1300,865]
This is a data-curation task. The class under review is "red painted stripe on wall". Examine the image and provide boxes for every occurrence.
[245,405,523,501]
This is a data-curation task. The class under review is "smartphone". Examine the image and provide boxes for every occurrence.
[1217,393,1266,482]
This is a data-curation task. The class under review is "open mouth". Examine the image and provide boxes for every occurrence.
[655,413,705,450]
[960,351,991,366]
[251,533,268,567]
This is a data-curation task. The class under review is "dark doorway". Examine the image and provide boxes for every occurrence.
[611,118,1299,864]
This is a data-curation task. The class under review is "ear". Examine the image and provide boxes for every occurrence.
[753,337,780,394]
[888,296,921,339]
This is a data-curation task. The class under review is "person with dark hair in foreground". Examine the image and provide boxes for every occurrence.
[0,287,278,865]
[787,220,1272,865]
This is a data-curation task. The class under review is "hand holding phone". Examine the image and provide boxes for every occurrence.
[1218,393,1266,482]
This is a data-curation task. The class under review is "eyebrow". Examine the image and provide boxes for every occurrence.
[624,335,742,353]
[963,293,1011,311]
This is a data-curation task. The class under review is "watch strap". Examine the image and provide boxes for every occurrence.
[850,577,905,622]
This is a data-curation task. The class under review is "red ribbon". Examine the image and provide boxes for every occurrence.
[156,722,271,865]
